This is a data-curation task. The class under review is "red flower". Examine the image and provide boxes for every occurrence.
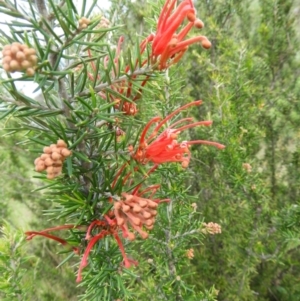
[130,101,225,167]
[151,0,211,69]
[24,221,136,283]
[76,218,138,283]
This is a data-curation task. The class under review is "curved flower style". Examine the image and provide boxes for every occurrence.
[25,224,83,254]
[130,101,225,168]
[151,0,211,69]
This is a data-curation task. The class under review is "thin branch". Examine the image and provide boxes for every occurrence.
[58,78,72,119]
[78,66,153,97]
[47,0,66,21]
[34,0,48,18]
[0,96,63,113]
[0,1,32,23]
[172,229,199,240]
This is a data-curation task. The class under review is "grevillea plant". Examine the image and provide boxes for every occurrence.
[0,0,223,300]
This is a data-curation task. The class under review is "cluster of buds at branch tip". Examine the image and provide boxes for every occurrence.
[201,222,222,235]
[113,98,138,116]
[34,139,72,179]
[111,165,169,241]
[114,191,159,240]
[242,163,252,173]
[130,101,225,168]
[114,122,126,142]
[99,16,110,28]
[150,0,211,69]
[78,17,91,30]
[1,43,38,76]
[185,248,194,259]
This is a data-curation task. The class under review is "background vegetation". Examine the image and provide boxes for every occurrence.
[1,0,300,300]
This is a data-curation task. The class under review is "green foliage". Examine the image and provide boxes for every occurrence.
[179,0,300,300]
[0,222,28,300]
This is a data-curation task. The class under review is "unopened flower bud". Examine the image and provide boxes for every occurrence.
[117,217,125,226]
[47,173,55,180]
[47,166,55,173]
[133,204,142,213]
[43,146,52,154]
[142,211,152,219]
[201,39,212,49]
[122,204,130,212]
[21,60,30,69]
[51,152,61,160]
[16,51,25,60]
[35,162,46,172]
[40,153,50,160]
[61,148,72,157]
[52,160,63,167]
[44,158,53,166]
[26,68,35,76]
[57,139,67,148]
[187,12,196,22]
[139,230,148,239]
[10,60,20,71]
[2,63,10,71]
[127,232,135,241]
[194,19,204,29]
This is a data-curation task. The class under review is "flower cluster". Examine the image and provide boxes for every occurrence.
[78,17,91,30]
[114,189,161,241]
[242,163,252,173]
[130,101,225,168]
[34,139,72,179]
[186,248,194,259]
[1,43,38,75]
[99,16,110,28]
[202,222,222,235]
[89,1,210,115]
[113,98,138,116]
[151,0,211,69]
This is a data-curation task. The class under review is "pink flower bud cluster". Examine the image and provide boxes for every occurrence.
[78,17,91,30]
[34,139,72,179]
[2,42,38,76]
[114,192,159,241]
[202,222,222,235]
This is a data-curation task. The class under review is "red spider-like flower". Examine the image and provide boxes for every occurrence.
[130,100,225,167]
[76,166,168,282]
[75,218,139,283]
[25,221,136,283]
[151,0,211,69]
